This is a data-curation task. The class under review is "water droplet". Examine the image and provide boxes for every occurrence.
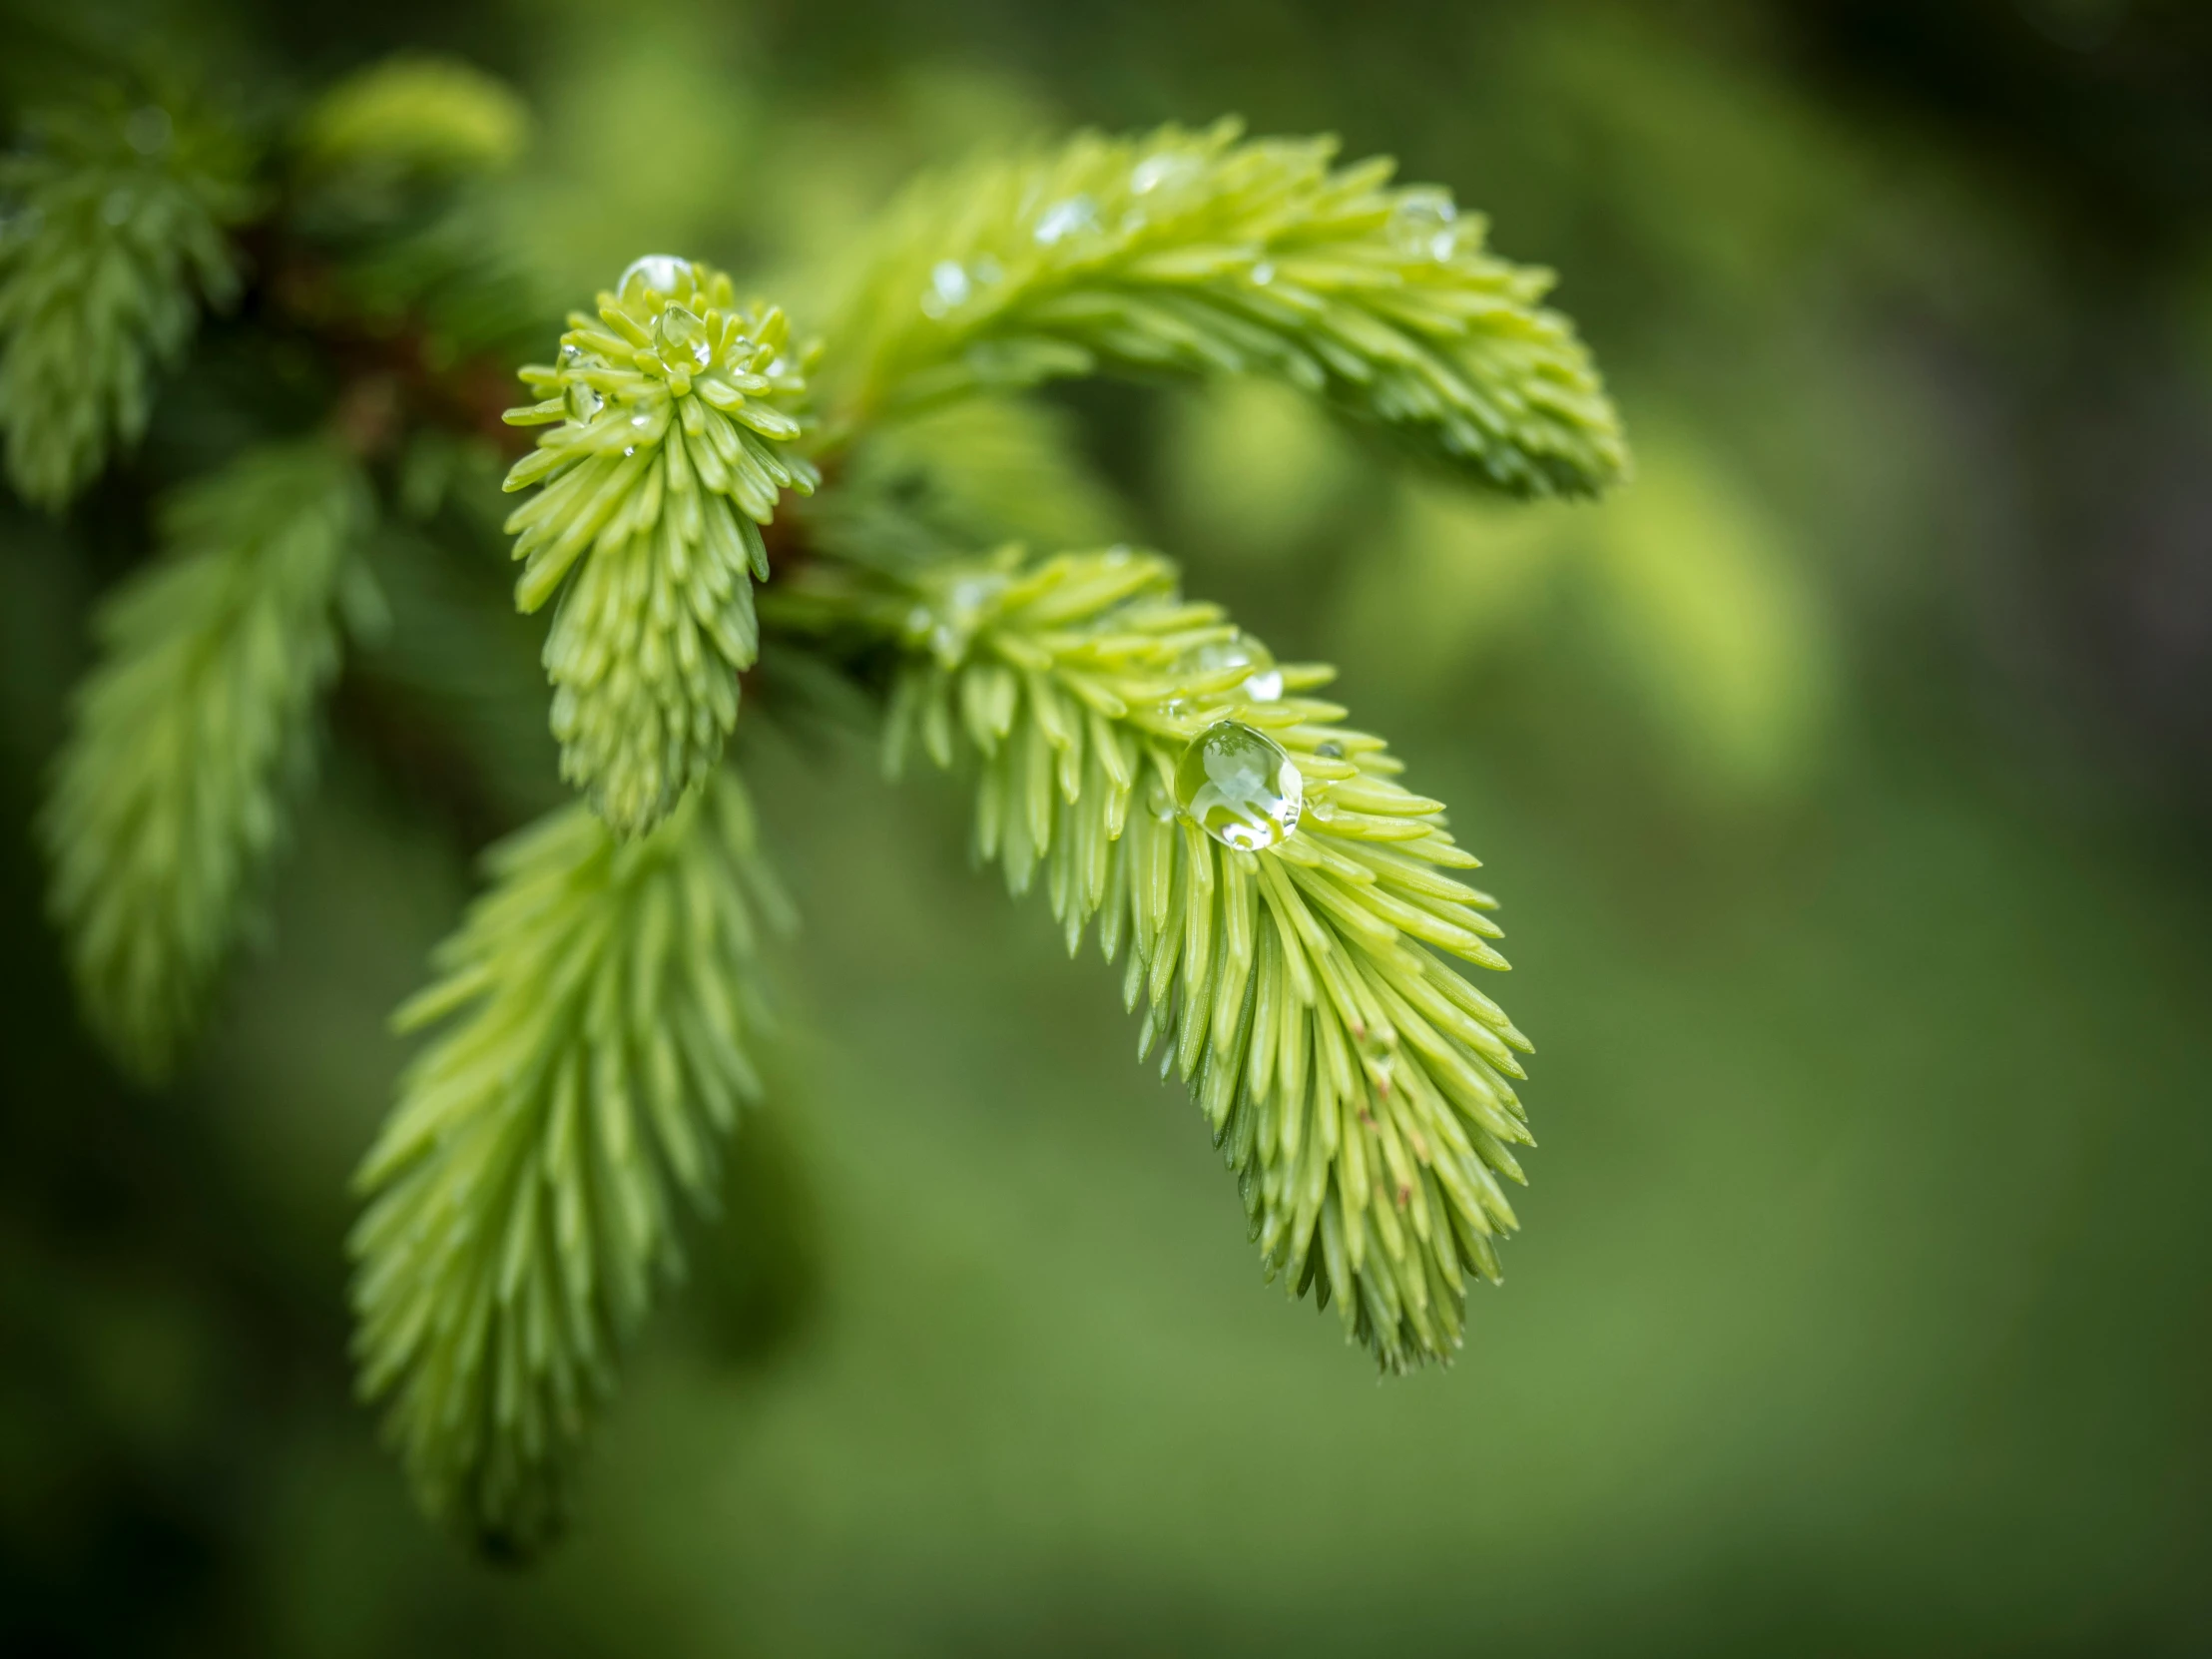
[1033,194,1100,246]
[622,445,637,458]
[620,255,692,297]
[923,572,1006,663]
[100,189,134,227]
[1131,154,1199,195]
[947,574,1002,612]
[124,106,172,157]
[921,260,972,318]
[565,380,604,423]
[1189,634,1282,702]
[1388,190,1459,262]
[1316,741,1346,760]
[1251,260,1275,285]
[654,302,711,368]
[1175,722,1304,851]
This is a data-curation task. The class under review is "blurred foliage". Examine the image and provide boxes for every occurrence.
[0,87,254,508]
[296,56,529,184]
[42,439,374,1078]
[2,0,2210,1653]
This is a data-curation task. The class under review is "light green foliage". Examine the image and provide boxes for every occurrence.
[0,93,255,509]
[782,547,1533,1370]
[289,55,544,365]
[298,56,531,183]
[41,440,373,1079]
[503,258,820,836]
[348,771,790,1554]
[820,119,1626,497]
[17,73,1627,1548]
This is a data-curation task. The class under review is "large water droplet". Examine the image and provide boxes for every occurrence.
[565,380,604,423]
[1388,190,1459,262]
[654,302,711,368]
[1033,194,1100,246]
[921,260,971,318]
[1190,634,1283,702]
[619,254,692,297]
[1176,722,1304,851]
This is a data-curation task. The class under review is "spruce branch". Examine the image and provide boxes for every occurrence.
[295,55,531,186]
[818,118,1626,498]
[348,769,791,1556]
[0,91,256,509]
[281,55,550,387]
[501,259,820,836]
[774,546,1533,1372]
[41,438,375,1080]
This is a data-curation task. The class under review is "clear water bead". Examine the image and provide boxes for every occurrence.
[565,380,604,423]
[927,573,1006,663]
[1033,194,1101,246]
[1190,634,1283,702]
[1176,722,1304,851]
[921,260,971,318]
[654,302,712,368]
[620,254,692,296]
[1315,740,1346,760]
[1387,189,1459,262]
[1131,153,1198,195]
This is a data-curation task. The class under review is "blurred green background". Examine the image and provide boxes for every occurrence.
[4,0,2211,1652]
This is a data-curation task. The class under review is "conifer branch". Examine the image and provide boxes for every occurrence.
[501,260,820,836]
[41,439,375,1079]
[0,92,256,509]
[295,56,531,185]
[775,546,1534,1371]
[348,770,791,1555]
[818,119,1626,498]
